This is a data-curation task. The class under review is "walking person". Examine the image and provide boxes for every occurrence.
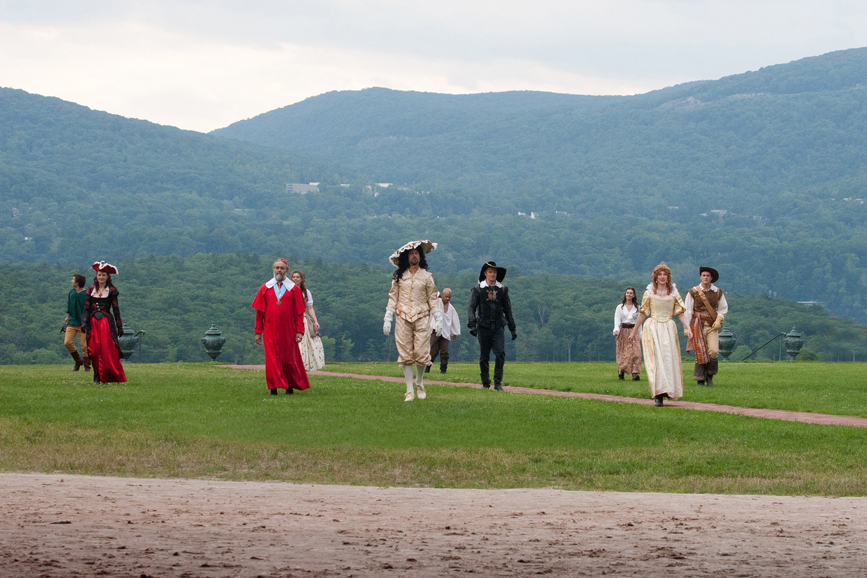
[467,261,516,391]
[383,240,442,402]
[252,259,310,395]
[82,261,126,384]
[64,273,91,372]
[291,270,326,372]
[613,287,641,381]
[427,288,461,374]
[632,263,692,406]
[685,267,729,386]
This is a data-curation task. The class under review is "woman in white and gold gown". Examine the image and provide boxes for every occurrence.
[291,271,326,372]
[633,263,693,406]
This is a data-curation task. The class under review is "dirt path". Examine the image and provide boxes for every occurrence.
[223,366,867,428]
[2,473,865,577]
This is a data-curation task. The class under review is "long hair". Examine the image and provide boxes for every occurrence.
[621,287,638,306]
[91,272,115,294]
[392,248,429,282]
[291,270,308,303]
[651,263,673,294]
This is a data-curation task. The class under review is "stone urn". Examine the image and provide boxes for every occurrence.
[201,323,227,361]
[118,323,145,361]
[717,326,737,360]
[785,326,804,360]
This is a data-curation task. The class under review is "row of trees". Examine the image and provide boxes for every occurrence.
[2,253,864,367]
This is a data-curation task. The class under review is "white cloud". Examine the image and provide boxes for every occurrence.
[1,1,866,132]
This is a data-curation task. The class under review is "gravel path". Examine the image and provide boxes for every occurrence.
[3,474,866,577]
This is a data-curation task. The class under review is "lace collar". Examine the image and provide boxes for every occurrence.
[645,282,678,297]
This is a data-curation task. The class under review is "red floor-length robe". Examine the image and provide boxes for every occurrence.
[252,280,311,391]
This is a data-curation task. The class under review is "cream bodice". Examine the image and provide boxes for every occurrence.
[386,268,438,323]
[639,291,685,323]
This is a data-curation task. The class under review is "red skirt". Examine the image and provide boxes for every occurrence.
[88,316,127,383]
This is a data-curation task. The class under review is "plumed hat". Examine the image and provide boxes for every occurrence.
[91,260,118,275]
[389,240,437,267]
[699,266,719,283]
[479,261,507,282]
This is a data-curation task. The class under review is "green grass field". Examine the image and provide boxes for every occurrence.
[328,361,867,417]
[1,362,866,496]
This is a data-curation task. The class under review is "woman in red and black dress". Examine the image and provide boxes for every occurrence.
[82,261,127,384]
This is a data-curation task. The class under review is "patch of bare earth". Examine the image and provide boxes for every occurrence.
[2,474,866,577]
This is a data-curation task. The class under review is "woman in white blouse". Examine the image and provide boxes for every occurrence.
[613,287,642,381]
[291,270,326,371]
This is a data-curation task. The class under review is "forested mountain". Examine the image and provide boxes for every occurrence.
[0,87,339,260]
[2,47,866,325]
[2,254,863,366]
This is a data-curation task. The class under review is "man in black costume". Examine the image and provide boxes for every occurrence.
[467,261,517,391]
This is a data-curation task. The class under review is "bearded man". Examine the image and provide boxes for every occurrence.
[252,258,311,395]
[685,266,729,386]
[383,240,441,402]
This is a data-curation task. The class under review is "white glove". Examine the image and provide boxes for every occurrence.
[383,310,394,336]
[432,309,443,337]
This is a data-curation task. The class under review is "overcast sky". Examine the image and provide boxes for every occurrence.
[2,1,865,133]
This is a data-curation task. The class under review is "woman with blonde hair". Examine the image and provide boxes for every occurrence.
[291,270,326,371]
[632,263,692,406]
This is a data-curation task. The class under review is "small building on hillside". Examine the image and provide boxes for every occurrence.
[286,183,320,194]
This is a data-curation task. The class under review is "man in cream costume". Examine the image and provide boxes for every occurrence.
[685,266,729,386]
[383,240,442,401]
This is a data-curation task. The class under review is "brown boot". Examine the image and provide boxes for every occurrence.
[83,356,92,371]
[71,351,83,371]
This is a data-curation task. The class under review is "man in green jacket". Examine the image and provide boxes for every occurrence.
[64,273,90,371]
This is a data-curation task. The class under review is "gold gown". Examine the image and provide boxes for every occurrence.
[639,289,686,400]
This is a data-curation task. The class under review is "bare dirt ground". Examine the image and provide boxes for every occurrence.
[2,474,866,577]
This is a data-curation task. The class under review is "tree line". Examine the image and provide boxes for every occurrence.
[1,253,864,367]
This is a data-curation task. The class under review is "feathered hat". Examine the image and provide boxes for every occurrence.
[91,260,118,275]
[389,240,437,267]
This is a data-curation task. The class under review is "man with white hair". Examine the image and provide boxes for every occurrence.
[252,258,310,395]
[426,288,460,374]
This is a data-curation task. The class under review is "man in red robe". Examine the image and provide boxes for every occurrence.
[252,258,311,395]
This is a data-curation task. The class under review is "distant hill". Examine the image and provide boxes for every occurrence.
[0,87,339,261]
[212,47,867,216]
[2,48,867,323]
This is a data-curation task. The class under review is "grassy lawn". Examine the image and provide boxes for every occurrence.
[326,361,867,417]
[1,362,866,496]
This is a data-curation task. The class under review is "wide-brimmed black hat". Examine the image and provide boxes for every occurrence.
[479,261,507,282]
[699,266,719,283]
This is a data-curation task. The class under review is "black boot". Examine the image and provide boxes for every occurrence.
[270,388,278,396]
[618,372,625,380]
[654,394,664,406]
[71,351,83,371]
[706,375,713,386]
[697,380,705,386]
[494,382,504,391]
[632,373,640,381]
[440,364,447,374]
[286,387,294,394]
[424,365,431,373]
[482,381,491,389]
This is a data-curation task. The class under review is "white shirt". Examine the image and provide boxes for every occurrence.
[430,297,461,340]
[613,303,641,337]
[305,289,314,307]
[684,284,729,321]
